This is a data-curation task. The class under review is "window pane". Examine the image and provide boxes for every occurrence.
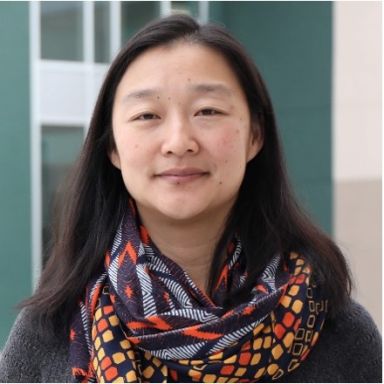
[171,1,199,18]
[121,1,160,44]
[41,126,84,263]
[41,2,83,61]
[95,1,110,63]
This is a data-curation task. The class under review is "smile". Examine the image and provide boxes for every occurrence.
[155,168,209,184]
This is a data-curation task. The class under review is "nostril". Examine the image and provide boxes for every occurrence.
[162,139,199,157]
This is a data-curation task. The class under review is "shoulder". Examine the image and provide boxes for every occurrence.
[322,300,382,382]
[284,299,382,382]
[323,299,382,368]
[0,309,42,381]
[328,299,381,333]
[0,308,72,382]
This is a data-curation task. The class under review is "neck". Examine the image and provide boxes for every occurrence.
[137,207,230,293]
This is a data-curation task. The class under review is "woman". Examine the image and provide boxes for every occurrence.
[0,14,381,383]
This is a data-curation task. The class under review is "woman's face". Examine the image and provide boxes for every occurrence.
[111,42,262,224]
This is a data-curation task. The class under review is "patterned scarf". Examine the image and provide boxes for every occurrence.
[69,203,327,382]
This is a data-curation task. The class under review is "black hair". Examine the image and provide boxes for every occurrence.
[21,14,351,335]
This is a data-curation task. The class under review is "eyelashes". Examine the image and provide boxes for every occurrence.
[195,108,224,116]
[134,113,160,121]
[131,108,225,122]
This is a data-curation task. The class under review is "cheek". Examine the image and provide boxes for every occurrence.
[115,133,145,165]
[215,129,246,160]
[218,135,233,149]
[211,128,251,186]
[116,139,148,194]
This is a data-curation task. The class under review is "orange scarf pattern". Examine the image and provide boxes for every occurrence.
[69,206,327,382]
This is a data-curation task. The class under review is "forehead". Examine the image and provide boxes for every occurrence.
[115,42,244,96]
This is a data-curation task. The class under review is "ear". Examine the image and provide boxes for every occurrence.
[109,149,121,170]
[247,124,263,162]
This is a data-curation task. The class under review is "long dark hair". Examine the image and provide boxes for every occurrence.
[22,14,351,335]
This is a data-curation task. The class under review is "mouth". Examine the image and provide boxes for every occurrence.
[155,168,210,184]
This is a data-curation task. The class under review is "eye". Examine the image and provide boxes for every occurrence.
[134,113,159,121]
[196,108,222,116]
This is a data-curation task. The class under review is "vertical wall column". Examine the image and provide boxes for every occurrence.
[0,2,31,346]
[333,2,381,328]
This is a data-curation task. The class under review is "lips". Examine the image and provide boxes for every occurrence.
[155,168,209,184]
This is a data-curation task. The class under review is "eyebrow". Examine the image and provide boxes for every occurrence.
[121,83,233,104]
[190,83,233,97]
[121,88,161,104]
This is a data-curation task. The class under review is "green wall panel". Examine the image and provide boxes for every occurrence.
[0,2,31,347]
[210,1,332,232]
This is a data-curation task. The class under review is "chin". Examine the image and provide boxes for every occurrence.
[136,194,231,225]
[159,206,206,223]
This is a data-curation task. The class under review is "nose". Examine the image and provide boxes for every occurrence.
[161,114,199,157]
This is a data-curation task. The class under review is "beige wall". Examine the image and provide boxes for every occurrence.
[333,1,381,329]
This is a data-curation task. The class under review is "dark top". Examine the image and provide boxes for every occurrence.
[0,300,381,382]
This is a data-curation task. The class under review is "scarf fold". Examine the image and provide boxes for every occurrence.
[70,204,327,382]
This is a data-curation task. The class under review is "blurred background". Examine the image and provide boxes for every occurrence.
[0,1,381,347]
